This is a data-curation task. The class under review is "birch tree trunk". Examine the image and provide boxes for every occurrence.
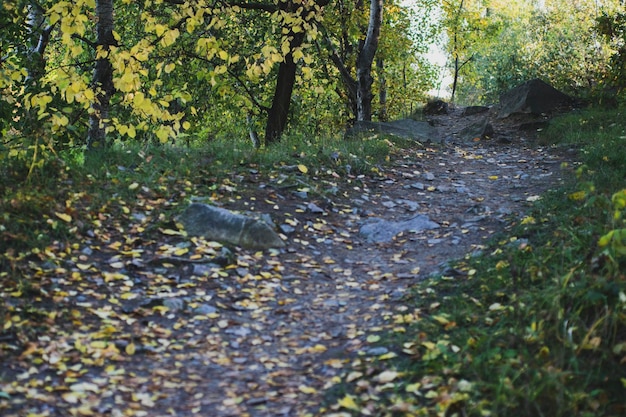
[25,2,52,87]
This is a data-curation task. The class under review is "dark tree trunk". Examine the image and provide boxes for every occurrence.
[263,0,330,143]
[264,31,305,144]
[87,0,115,148]
[377,57,387,121]
[450,0,464,104]
[355,0,383,122]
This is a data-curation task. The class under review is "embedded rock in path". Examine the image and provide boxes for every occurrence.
[178,203,285,250]
[359,214,440,243]
[457,116,495,142]
[498,78,573,118]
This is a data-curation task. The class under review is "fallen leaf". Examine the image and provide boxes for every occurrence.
[55,212,72,222]
[376,370,399,383]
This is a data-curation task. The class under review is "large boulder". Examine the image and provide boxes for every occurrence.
[178,203,285,250]
[498,79,573,118]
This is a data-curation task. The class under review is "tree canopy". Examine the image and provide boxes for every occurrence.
[1,0,625,160]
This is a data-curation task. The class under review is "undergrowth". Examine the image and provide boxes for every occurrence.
[326,108,626,417]
[0,130,398,259]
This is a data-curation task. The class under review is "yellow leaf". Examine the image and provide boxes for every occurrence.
[376,370,399,383]
[160,228,182,236]
[164,63,176,73]
[90,341,107,349]
[298,164,308,174]
[432,315,450,325]
[298,385,317,394]
[366,334,381,343]
[62,392,80,404]
[120,292,137,300]
[568,190,587,201]
[378,352,398,360]
[489,175,498,180]
[128,182,139,190]
[70,382,99,392]
[338,394,360,411]
[54,212,72,222]
[405,382,421,394]
[174,247,189,256]
[125,342,136,355]
[422,341,436,350]
[488,303,504,311]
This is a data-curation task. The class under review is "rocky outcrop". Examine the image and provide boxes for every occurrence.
[497,78,573,118]
[423,99,449,115]
[178,203,285,250]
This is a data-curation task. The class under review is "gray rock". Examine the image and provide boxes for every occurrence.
[279,224,296,234]
[498,78,573,118]
[163,298,185,312]
[178,203,285,250]
[195,304,218,315]
[359,215,440,243]
[458,116,494,141]
[307,202,325,213]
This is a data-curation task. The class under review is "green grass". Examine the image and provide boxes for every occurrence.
[325,108,626,417]
[0,130,400,256]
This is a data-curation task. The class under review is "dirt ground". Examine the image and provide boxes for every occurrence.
[161,108,575,416]
[0,107,577,417]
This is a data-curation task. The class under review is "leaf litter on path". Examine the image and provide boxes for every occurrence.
[0,134,572,416]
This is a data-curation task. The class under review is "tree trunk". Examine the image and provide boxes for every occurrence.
[25,2,52,88]
[87,0,115,149]
[264,0,329,143]
[264,31,305,144]
[376,57,387,121]
[355,0,383,122]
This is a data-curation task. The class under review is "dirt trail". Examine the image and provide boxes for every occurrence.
[0,110,576,417]
[149,120,573,416]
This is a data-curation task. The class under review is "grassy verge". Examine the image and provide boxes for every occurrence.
[324,108,626,417]
[0,129,398,273]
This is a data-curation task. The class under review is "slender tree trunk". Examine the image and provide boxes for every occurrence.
[450,0,464,104]
[377,57,387,121]
[265,30,305,144]
[87,0,115,149]
[264,0,329,143]
[355,0,383,122]
[25,2,52,88]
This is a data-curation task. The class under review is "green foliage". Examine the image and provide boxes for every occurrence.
[595,10,626,103]
[329,107,626,416]
[442,0,623,104]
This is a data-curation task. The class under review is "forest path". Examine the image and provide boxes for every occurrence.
[0,110,575,417]
[179,140,570,416]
